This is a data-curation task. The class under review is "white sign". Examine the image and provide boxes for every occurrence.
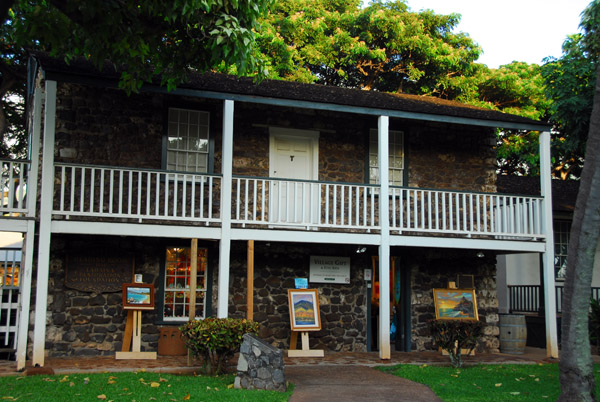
[309,255,351,284]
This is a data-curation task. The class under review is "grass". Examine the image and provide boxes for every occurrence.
[0,371,293,401]
[378,363,600,401]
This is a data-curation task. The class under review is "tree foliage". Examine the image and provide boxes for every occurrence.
[257,0,482,96]
[0,0,272,157]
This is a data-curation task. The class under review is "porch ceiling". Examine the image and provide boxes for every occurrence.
[33,52,551,132]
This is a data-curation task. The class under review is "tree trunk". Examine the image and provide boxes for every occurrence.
[558,63,600,401]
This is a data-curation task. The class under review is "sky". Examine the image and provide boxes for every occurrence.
[406,0,591,68]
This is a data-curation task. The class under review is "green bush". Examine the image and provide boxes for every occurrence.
[179,318,259,375]
[429,319,484,368]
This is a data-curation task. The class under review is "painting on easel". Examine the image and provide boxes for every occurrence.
[288,289,321,331]
[122,283,155,310]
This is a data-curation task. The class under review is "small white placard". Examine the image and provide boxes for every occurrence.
[364,269,372,281]
[309,255,351,284]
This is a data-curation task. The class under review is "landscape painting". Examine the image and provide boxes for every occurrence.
[433,288,478,320]
[122,283,155,310]
[288,289,321,331]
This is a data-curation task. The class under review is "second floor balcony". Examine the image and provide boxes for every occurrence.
[0,162,541,242]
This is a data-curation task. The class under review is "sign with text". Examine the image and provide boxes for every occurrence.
[65,252,134,293]
[309,255,350,284]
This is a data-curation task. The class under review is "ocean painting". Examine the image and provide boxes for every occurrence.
[127,287,151,305]
[433,289,478,320]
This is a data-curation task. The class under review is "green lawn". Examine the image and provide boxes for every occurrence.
[378,363,600,401]
[0,371,293,401]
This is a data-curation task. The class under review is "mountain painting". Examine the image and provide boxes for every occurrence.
[433,289,478,320]
[292,294,316,325]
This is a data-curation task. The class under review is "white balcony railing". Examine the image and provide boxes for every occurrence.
[390,187,544,238]
[48,164,546,240]
[0,159,29,217]
[231,176,380,230]
[53,164,221,223]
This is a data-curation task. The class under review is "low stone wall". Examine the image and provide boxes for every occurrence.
[235,333,286,391]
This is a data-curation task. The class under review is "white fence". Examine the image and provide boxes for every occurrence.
[231,177,380,230]
[0,160,29,217]
[54,164,221,224]
[389,187,544,238]
[50,164,545,239]
[0,248,21,355]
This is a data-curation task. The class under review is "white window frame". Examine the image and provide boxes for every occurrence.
[369,129,405,186]
[162,246,207,321]
[166,108,210,173]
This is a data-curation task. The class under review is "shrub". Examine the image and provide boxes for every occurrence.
[429,319,484,368]
[180,318,259,375]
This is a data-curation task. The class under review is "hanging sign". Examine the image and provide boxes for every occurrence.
[309,255,350,284]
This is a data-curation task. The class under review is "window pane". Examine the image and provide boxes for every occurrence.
[369,129,405,186]
[163,246,208,320]
[166,108,210,173]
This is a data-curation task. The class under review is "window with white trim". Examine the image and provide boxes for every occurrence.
[554,220,571,280]
[369,129,405,186]
[167,108,210,172]
[163,247,207,321]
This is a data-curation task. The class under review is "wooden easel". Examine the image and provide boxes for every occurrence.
[288,330,324,357]
[116,310,157,360]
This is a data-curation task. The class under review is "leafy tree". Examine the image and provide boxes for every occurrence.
[1,0,272,157]
[558,1,600,400]
[257,0,483,95]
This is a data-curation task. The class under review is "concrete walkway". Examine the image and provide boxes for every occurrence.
[286,365,442,402]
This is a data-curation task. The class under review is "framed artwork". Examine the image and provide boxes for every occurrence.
[433,288,478,320]
[288,289,321,331]
[122,283,155,310]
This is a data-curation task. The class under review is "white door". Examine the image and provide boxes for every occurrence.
[269,128,319,224]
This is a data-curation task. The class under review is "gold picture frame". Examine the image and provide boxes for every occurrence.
[288,289,321,331]
[433,288,478,320]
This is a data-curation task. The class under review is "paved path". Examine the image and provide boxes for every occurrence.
[286,365,442,402]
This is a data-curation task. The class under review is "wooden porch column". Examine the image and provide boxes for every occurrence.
[377,115,391,360]
[217,99,234,318]
[32,80,57,367]
[188,239,198,321]
[247,240,254,320]
[540,130,559,358]
[16,87,43,370]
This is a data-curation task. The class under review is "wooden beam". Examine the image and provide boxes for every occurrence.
[189,239,198,321]
[247,240,254,320]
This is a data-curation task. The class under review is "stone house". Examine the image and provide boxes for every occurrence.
[1,52,558,369]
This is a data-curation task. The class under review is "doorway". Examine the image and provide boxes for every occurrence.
[269,128,319,224]
[368,256,411,352]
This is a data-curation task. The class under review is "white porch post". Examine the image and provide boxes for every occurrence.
[217,99,234,318]
[540,130,558,358]
[32,81,57,366]
[378,115,391,359]
[16,87,43,370]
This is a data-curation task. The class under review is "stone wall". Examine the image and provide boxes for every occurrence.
[42,235,163,357]
[53,83,496,193]
[409,248,500,353]
[227,241,370,352]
